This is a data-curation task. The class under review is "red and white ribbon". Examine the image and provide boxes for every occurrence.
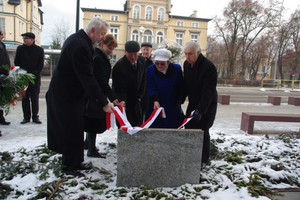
[106,105,195,135]
[177,110,195,129]
[106,106,166,135]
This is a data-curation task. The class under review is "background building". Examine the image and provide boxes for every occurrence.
[0,0,43,64]
[82,0,210,65]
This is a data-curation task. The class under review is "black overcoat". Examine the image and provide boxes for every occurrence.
[0,42,11,74]
[112,55,146,126]
[84,47,117,133]
[14,43,44,87]
[183,53,218,130]
[46,29,108,155]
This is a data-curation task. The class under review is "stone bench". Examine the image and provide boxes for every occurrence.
[267,96,281,105]
[218,94,230,105]
[240,112,300,134]
[117,129,204,188]
[288,97,300,106]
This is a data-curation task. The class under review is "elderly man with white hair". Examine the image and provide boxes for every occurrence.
[182,41,218,168]
[46,17,115,177]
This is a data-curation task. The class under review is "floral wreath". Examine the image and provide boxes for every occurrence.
[157,38,184,64]
[0,65,35,115]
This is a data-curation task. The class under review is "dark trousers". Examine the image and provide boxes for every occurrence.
[202,129,210,163]
[62,153,83,171]
[0,109,6,122]
[22,85,40,120]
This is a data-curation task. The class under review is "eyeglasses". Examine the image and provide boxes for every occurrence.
[0,33,3,36]
[22,37,31,40]
[155,62,166,66]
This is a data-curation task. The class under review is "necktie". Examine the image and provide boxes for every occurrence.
[132,63,137,71]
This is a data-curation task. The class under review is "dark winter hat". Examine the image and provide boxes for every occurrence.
[21,32,35,39]
[125,41,140,53]
[141,42,152,48]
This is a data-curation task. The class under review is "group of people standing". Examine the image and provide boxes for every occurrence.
[0,29,44,137]
[44,17,217,177]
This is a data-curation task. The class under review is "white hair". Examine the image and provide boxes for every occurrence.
[184,41,201,52]
[85,17,110,32]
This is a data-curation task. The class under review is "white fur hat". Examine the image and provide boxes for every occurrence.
[153,49,172,61]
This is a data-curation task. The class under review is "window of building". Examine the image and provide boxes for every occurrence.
[0,18,4,31]
[143,30,152,43]
[110,27,119,40]
[111,15,118,21]
[110,54,117,65]
[0,0,3,12]
[177,21,184,26]
[156,31,164,44]
[145,6,152,20]
[18,21,24,35]
[133,5,140,19]
[131,29,139,42]
[191,34,198,42]
[157,7,164,21]
[175,33,183,46]
[94,14,102,18]
[192,22,199,28]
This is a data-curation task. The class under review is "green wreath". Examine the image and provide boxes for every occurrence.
[0,65,35,115]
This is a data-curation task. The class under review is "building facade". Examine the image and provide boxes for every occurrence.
[0,0,43,47]
[82,0,210,64]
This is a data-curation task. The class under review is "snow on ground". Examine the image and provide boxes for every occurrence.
[0,100,299,199]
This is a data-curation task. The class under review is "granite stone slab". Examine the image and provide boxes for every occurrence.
[117,128,204,188]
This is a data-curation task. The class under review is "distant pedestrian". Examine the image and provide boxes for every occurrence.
[46,17,114,177]
[182,41,218,168]
[14,32,44,124]
[0,29,11,126]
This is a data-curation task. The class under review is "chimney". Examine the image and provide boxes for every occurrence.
[193,10,197,17]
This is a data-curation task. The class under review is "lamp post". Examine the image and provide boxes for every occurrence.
[139,26,145,44]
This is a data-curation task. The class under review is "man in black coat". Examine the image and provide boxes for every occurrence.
[14,32,44,124]
[112,41,146,126]
[46,17,114,177]
[139,42,154,120]
[183,41,218,167]
[0,29,11,126]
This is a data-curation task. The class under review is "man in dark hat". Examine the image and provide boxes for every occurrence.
[112,41,146,126]
[139,42,154,122]
[15,32,44,124]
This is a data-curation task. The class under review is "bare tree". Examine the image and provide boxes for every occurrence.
[213,0,281,80]
[49,18,71,49]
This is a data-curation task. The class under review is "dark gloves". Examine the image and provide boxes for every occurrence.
[192,109,202,121]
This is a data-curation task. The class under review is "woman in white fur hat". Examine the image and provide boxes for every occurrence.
[145,49,186,128]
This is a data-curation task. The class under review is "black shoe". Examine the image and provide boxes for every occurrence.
[62,169,85,177]
[33,118,42,124]
[0,131,2,137]
[20,119,30,124]
[0,121,10,125]
[87,150,106,158]
[76,163,93,170]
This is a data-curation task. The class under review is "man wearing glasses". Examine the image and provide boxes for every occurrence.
[14,32,44,124]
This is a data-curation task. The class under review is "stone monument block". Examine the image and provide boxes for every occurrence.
[117,129,204,188]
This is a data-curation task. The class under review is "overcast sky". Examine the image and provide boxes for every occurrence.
[40,0,299,45]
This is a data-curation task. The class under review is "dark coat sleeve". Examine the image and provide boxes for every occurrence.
[93,49,117,102]
[112,57,128,102]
